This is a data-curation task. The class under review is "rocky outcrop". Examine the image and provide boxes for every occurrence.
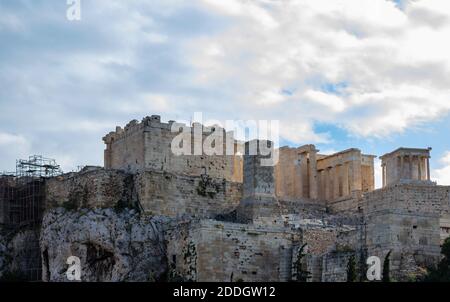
[0,228,41,281]
[0,230,8,279]
[40,208,168,282]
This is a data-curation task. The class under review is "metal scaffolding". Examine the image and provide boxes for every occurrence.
[8,155,62,227]
[0,155,62,281]
[16,155,62,179]
[0,176,15,227]
[10,179,45,227]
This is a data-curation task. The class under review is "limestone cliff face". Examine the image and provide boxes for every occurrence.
[0,231,8,279]
[40,208,168,282]
[0,228,41,281]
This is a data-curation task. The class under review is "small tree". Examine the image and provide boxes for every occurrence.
[347,255,357,282]
[293,243,311,282]
[382,251,392,282]
[423,237,450,282]
[442,237,450,259]
[358,250,368,282]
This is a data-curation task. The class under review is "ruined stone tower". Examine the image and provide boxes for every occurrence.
[103,115,243,182]
[237,140,279,222]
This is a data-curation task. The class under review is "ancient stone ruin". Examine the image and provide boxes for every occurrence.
[1,115,449,282]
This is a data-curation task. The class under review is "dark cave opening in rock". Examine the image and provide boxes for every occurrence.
[85,242,116,281]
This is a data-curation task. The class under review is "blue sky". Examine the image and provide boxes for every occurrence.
[1,0,450,187]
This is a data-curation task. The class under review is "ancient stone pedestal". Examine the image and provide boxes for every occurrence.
[237,140,279,223]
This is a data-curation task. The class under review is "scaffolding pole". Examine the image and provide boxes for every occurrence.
[0,155,62,281]
[16,155,62,179]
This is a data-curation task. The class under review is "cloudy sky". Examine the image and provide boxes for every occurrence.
[1,0,450,187]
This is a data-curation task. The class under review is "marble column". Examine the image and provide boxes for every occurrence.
[342,163,349,196]
[348,159,362,193]
[309,150,319,200]
[325,167,332,201]
[298,152,308,198]
[409,155,413,179]
[334,165,340,199]
[418,156,422,180]
[319,170,325,200]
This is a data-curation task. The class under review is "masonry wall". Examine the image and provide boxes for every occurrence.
[327,196,362,214]
[144,120,243,182]
[107,122,145,173]
[278,200,327,217]
[321,251,356,282]
[303,228,339,256]
[362,184,446,280]
[237,141,280,223]
[103,116,243,182]
[45,167,242,219]
[302,227,341,282]
[283,215,362,282]
[167,220,301,282]
[136,171,242,219]
[45,168,135,210]
[164,220,198,282]
[438,186,450,243]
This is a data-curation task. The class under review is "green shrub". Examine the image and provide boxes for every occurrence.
[423,237,450,282]
[383,251,391,282]
[347,255,357,282]
[292,244,311,282]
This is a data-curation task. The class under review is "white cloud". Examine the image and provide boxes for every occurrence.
[187,0,450,141]
[144,32,169,44]
[202,0,279,29]
[304,90,347,113]
[119,93,171,114]
[0,132,31,172]
[0,132,27,146]
[280,121,331,144]
[433,151,450,185]
[0,12,24,32]
[1,0,450,171]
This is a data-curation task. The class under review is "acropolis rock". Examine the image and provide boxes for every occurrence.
[0,115,449,282]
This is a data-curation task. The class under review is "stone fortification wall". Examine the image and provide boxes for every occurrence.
[45,167,135,210]
[362,184,446,280]
[135,171,242,219]
[166,219,301,282]
[103,115,243,182]
[45,167,242,220]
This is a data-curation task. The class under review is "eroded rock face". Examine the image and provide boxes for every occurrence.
[40,208,168,282]
[0,231,8,279]
[0,228,41,281]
